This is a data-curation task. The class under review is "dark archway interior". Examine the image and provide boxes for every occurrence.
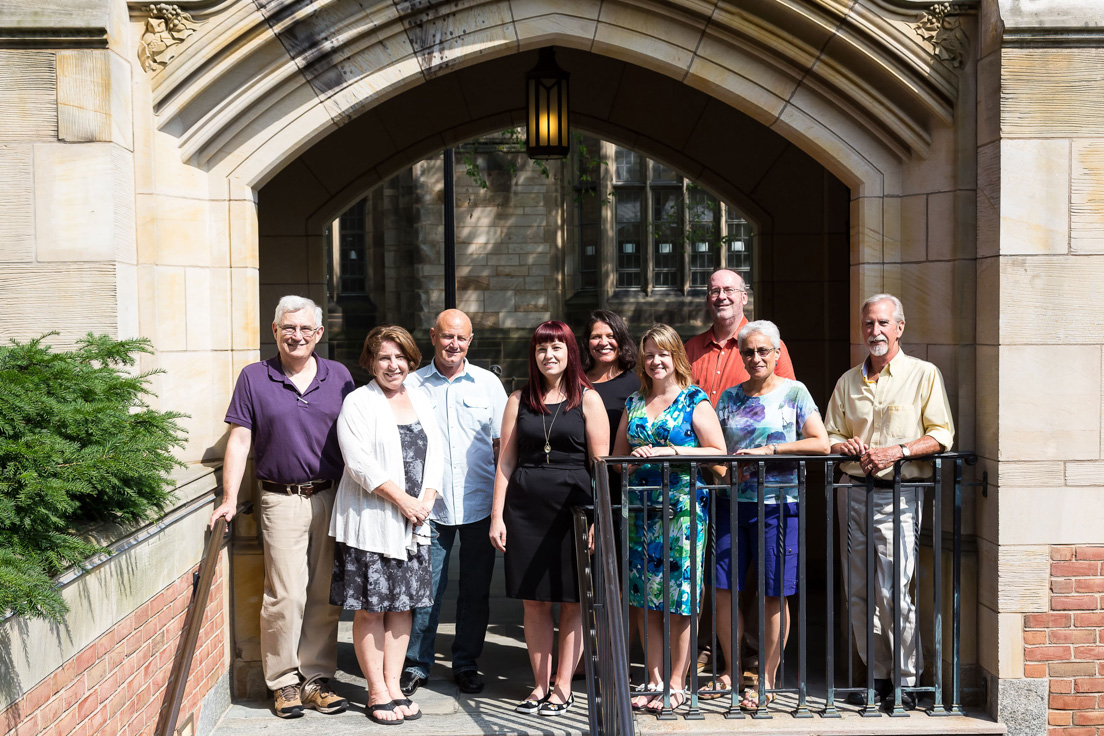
[259,47,852,402]
[257,47,855,689]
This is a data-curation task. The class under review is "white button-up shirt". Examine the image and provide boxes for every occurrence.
[410,359,508,525]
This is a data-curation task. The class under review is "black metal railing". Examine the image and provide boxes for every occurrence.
[573,451,979,733]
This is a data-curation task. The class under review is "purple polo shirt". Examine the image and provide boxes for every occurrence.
[224,355,355,484]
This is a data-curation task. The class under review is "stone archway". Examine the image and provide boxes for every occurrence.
[124,0,979,707]
[132,0,977,458]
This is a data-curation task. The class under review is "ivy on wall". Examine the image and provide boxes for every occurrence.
[0,335,187,620]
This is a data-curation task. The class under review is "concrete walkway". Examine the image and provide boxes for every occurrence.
[209,548,1004,736]
[210,619,593,735]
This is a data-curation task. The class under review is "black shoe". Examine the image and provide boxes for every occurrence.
[400,671,427,697]
[883,690,917,711]
[515,692,550,714]
[844,685,886,708]
[538,693,574,717]
[455,670,484,694]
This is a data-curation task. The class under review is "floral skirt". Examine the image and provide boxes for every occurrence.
[627,487,708,615]
[330,541,432,612]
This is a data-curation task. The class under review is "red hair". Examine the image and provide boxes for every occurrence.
[523,320,593,413]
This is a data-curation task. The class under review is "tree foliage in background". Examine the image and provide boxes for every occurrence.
[0,334,187,620]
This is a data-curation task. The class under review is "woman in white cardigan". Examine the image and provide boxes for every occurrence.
[330,325,443,725]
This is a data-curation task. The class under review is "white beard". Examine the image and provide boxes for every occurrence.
[868,340,888,356]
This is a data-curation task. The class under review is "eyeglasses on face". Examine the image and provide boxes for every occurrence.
[739,346,777,359]
[708,286,746,298]
[279,325,320,337]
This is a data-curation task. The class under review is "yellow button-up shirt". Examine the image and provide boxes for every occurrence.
[824,350,955,481]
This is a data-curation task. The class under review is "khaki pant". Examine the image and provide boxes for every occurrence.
[259,485,340,690]
[837,486,923,686]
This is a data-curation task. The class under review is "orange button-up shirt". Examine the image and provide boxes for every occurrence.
[685,318,796,406]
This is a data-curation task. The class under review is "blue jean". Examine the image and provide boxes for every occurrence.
[404,516,496,678]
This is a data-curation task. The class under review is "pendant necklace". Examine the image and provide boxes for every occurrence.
[541,397,563,464]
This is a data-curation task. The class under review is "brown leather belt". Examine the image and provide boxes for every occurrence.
[260,479,333,497]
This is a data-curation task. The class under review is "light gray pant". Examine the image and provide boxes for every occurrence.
[837,485,923,685]
[259,485,340,690]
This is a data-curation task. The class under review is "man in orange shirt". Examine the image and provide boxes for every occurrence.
[684,268,795,684]
[685,269,795,405]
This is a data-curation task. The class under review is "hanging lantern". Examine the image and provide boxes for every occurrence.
[526,47,570,160]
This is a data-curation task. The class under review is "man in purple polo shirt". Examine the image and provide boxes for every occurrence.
[210,295,355,719]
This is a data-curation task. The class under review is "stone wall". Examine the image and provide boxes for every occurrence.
[1023,546,1104,734]
[0,467,229,736]
[977,1,1104,733]
[0,556,228,736]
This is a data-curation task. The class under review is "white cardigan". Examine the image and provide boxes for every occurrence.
[329,380,444,559]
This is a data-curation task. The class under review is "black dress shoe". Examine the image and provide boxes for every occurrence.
[844,686,885,708]
[400,671,426,697]
[883,690,917,711]
[455,670,485,694]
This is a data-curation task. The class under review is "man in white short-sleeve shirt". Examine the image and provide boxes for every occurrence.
[401,309,508,696]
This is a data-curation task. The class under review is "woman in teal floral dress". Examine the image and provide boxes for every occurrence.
[612,324,726,712]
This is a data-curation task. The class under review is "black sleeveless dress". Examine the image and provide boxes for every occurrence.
[503,399,592,602]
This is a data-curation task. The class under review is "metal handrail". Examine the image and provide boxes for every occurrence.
[155,506,240,736]
[573,467,634,736]
[576,451,978,732]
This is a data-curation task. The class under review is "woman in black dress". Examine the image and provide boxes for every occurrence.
[489,320,609,716]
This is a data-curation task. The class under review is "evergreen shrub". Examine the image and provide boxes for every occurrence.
[0,334,187,620]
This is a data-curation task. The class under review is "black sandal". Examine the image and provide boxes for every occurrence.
[367,701,404,725]
[538,693,574,716]
[515,692,550,714]
[394,698,422,721]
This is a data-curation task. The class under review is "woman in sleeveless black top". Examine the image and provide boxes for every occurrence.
[581,309,640,572]
[490,321,609,716]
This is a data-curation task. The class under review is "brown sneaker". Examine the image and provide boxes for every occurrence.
[274,684,304,718]
[302,677,349,714]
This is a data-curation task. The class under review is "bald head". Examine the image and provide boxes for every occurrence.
[434,309,473,335]
[430,309,473,378]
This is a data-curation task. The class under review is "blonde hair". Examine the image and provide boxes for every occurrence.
[637,323,693,395]
[360,325,422,375]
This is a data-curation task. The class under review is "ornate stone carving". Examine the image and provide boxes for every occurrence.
[914,2,970,69]
[137,4,200,73]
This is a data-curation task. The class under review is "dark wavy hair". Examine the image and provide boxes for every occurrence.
[580,309,638,374]
[523,321,593,413]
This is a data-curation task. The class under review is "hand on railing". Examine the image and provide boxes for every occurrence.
[208,500,236,529]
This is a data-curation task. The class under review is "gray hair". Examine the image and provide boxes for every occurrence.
[738,319,781,350]
[861,293,905,323]
[273,295,323,327]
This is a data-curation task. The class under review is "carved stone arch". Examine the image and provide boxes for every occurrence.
[137,0,972,198]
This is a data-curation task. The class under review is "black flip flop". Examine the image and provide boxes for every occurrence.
[394,698,423,721]
[368,701,405,725]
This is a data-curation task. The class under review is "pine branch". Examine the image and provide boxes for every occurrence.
[0,334,188,620]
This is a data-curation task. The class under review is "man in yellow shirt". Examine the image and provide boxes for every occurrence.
[824,294,954,710]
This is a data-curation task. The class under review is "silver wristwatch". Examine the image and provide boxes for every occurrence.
[899,443,911,458]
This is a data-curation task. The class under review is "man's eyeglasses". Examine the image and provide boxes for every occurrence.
[708,286,746,298]
[279,325,320,337]
[739,347,776,359]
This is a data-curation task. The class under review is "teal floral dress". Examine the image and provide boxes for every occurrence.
[626,384,710,615]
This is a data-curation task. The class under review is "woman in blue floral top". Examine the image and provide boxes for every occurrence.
[612,323,726,712]
[709,320,829,710]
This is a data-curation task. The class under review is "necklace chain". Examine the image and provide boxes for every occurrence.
[541,399,563,464]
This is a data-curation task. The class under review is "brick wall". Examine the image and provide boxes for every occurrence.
[1024,546,1104,735]
[0,551,228,736]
